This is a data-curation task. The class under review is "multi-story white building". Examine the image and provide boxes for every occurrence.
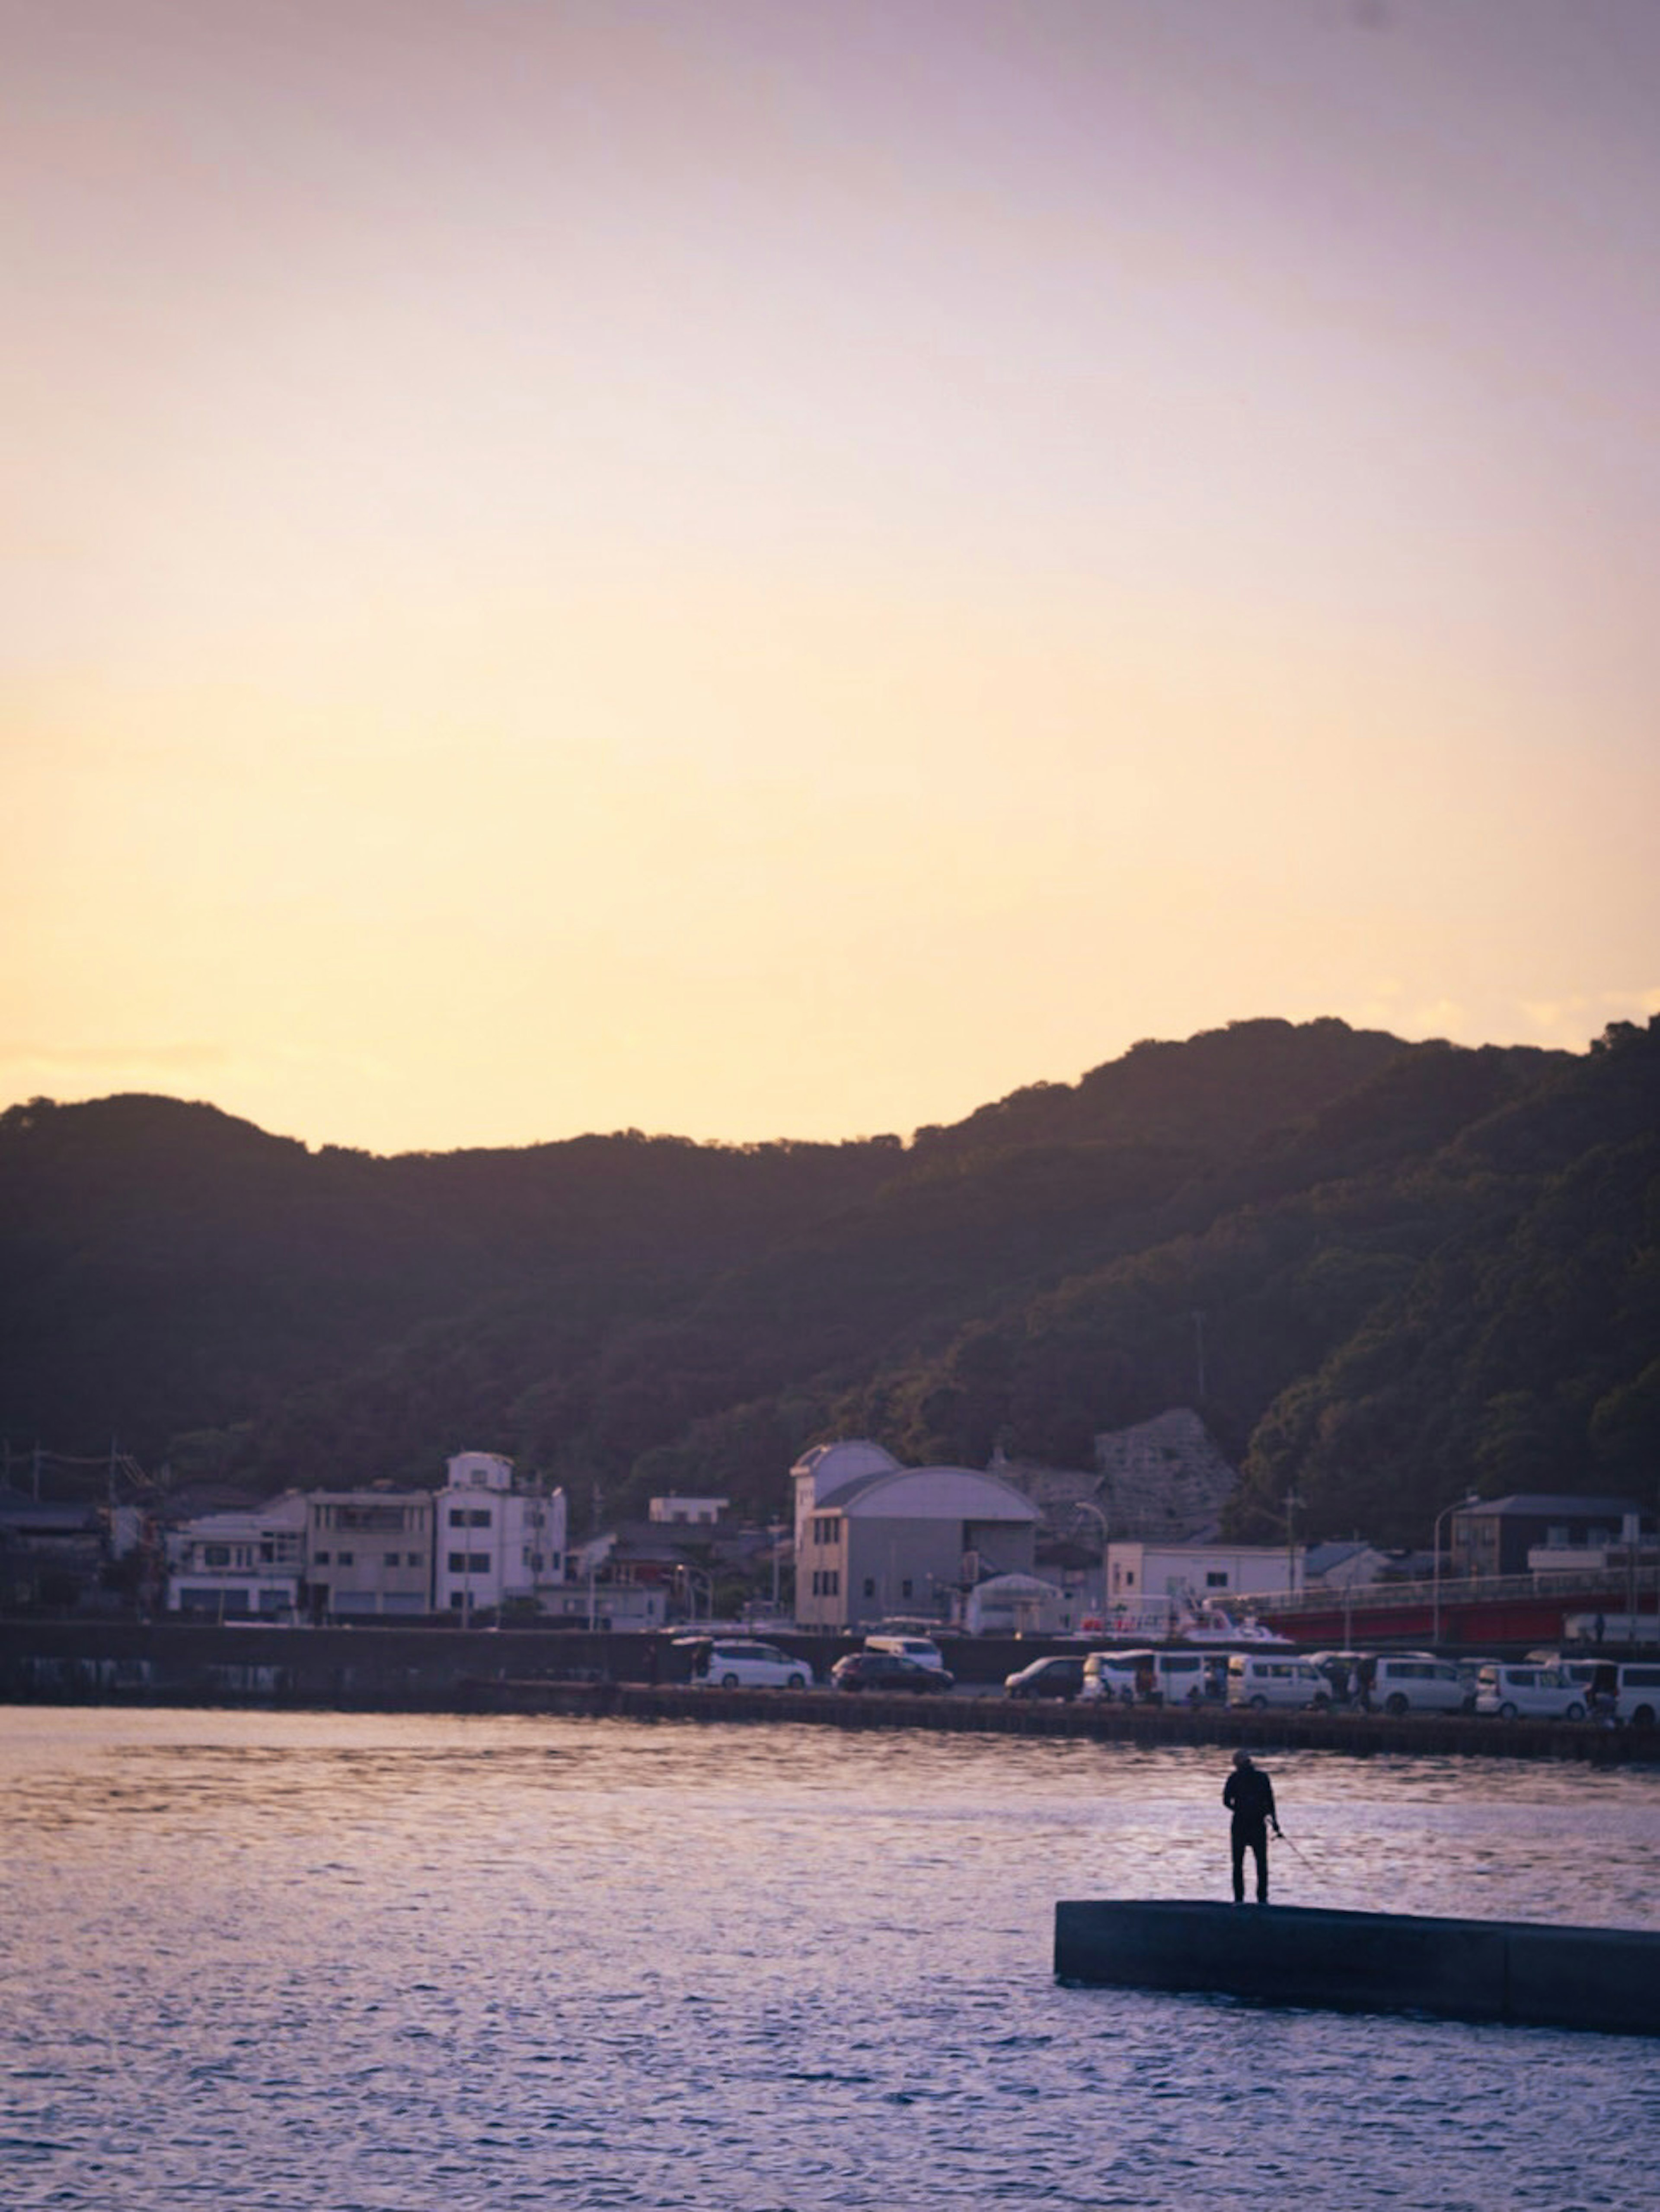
[433,1450,568,1618]
[166,1492,308,1617]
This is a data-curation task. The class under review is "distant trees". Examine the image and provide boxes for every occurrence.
[5,1016,1655,1545]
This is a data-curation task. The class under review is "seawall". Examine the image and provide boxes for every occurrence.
[1054,1898,1660,2036]
[2,1618,1657,1762]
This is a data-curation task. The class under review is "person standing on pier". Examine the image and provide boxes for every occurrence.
[1223,1749,1281,1904]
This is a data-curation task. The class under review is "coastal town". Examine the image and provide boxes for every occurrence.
[5,1415,1656,1738]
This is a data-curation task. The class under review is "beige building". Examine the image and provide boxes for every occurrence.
[792,1440,1040,1630]
[306,1488,433,1618]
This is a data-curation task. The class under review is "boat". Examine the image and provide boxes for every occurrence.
[1176,1606,1294,1647]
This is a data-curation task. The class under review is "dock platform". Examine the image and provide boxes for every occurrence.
[1054,1898,1660,2035]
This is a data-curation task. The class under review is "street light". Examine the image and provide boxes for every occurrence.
[1432,1491,1480,1645]
[1072,1501,1110,1620]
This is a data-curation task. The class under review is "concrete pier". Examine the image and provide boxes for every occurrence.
[1054,1899,1660,2036]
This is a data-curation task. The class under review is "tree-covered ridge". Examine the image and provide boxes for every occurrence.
[4,1015,1652,1547]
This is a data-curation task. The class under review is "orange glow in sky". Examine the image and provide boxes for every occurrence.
[5,0,1658,1151]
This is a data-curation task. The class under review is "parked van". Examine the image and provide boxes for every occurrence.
[1226,1653,1331,1710]
[1474,1664,1588,1721]
[863,1634,946,1672]
[1081,1649,1222,1704]
[1370,1654,1468,1716]
[1610,1663,1660,1727]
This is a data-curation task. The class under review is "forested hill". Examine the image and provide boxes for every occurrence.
[3,1014,1655,1547]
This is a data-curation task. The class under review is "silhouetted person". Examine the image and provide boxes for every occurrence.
[1223,1748,1281,1904]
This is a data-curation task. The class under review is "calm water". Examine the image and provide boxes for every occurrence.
[2,1709,1658,2211]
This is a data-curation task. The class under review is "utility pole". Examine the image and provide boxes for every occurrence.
[1191,1309,1207,1403]
[1283,1491,1304,1597]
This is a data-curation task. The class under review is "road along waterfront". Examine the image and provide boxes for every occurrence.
[3,1707,1658,2211]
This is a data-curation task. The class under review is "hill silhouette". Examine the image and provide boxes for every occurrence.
[3,1014,1653,1546]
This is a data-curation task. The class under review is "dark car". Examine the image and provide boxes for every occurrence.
[1004,1654,1085,1702]
[830,1650,955,1694]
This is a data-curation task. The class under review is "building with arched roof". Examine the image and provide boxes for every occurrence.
[791,1440,1040,1630]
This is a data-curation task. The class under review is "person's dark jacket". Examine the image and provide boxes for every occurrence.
[1223,1764,1277,1831]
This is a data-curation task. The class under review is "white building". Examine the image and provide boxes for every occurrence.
[433,1451,568,1618]
[1098,1536,1304,1635]
[963,1572,1080,1637]
[648,1496,729,1525]
[792,1440,1041,1630]
[166,1492,307,1617]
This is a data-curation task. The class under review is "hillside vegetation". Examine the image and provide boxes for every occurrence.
[3,1014,1655,1545]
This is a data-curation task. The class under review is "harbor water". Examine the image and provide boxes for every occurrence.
[2,1708,1657,2210]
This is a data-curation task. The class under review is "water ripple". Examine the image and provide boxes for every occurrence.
[2,1710,1658,2208]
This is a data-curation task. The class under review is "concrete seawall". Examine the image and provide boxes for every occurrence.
[1,1620,1657,1763]
[1054,1899,1660,2036]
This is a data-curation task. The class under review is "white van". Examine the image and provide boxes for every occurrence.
[1082,1649,1220,1704]
[863,1634,946,1672]
[1609,1663,1660,1728]
[1226,1653,1331,1711]
[1370,1654,1468,1716]
[1474,1664,1588,1721]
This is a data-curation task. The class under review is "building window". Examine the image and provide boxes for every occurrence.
[337,1551,354,1567]
[1206,1570,1229,1588]
[407,1554,424,1568]
[204,1545,230,1567]
[812,1516,837,1545]
[900,1579,913,1599]
[385,1553,401,1567]
[863,1578,876,1599]
[450,1593,466,1609]
[314,1551,330,1566]
[467,1509,492,1527]
[448,1552,469,1573]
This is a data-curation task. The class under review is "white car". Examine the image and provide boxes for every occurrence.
[693,1640,813,1689]
[1474,1663,1587,1721]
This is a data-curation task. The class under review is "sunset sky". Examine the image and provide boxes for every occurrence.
[5,0,1658,1154]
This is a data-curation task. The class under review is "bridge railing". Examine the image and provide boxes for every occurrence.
[1264,1566,1660,1618]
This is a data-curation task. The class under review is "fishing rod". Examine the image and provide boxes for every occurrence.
[1274,1826,1318,1873]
